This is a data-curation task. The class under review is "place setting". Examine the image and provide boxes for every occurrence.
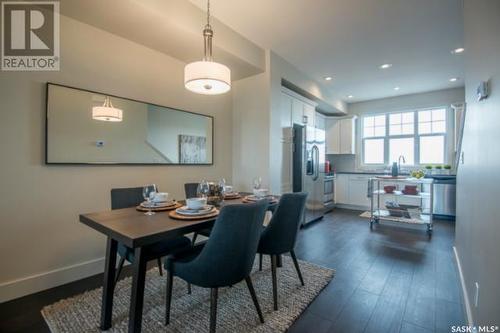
[169,197,219,220]
[136,184,181,214]
[242,177,278,204]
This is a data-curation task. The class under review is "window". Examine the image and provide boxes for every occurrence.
[361,108,448,166]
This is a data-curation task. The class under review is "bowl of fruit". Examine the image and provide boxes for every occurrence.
[410,170,425,179]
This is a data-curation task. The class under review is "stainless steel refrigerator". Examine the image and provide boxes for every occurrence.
[292,124,326,225]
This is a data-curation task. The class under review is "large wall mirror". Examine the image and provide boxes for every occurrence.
[46,83,213,165]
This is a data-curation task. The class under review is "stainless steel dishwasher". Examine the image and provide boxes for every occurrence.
[431,176,456,219]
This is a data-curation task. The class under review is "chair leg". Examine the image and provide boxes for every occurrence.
[271,255,278,311]
[115,256,125,285]
[157,258,163,276]
[165,270,173,325]
[290,250,304,286]
[245,276,265,323]
[187,282,192,294]
[259,253,263,271]
[192,232,198,245]
[210,288,218,333]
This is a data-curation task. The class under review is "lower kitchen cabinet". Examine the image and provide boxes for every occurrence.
[335,174,349,204]
[335,174,371,208]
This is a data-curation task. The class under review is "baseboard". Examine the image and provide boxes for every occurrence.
[453,246,474,326]
[0,257,106,303]
[334,203,369,211]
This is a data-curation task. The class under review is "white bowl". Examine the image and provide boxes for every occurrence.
[186,197,207,210]
[224,185,233,193]
[153,192,169,203]
[253,188,269,198]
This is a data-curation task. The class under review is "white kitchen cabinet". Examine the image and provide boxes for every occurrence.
[326,118,341,154]
[348,175,371,207]
[335,174,349,204]
[303,103,316,127]
[291,98,304,125]
[335,173,370,208]
[280,93,293,128]
[315,112,326,130]
[340,117,356,154]
[326,116,356,154]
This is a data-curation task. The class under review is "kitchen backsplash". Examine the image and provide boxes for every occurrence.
[326,154,356,172]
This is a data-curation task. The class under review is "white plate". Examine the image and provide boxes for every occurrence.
[141,201,175,208]
[176,205,214,216]
[245,195,273,201]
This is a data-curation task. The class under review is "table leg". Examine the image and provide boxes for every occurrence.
[100,237,118,330]
[128,247,147,333]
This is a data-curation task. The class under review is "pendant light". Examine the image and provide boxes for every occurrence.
[184,0,231,95]
[92,96,123,122]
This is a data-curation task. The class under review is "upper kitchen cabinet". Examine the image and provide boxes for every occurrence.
[281,88,319,127]
[326,116,357,154]
[315,112,326,130]
[302,103,316,127]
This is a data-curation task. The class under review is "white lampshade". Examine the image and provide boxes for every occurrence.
[92,96,123,122]
[184,60,231,95]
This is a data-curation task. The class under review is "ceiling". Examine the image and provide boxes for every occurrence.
[190,0,465,103]
[60,0,266,81]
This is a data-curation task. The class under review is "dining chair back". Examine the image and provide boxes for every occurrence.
[258,192,307,255]
[257,192,308,310]
[110,186,190,285]
[165,201,268,332]
[111,186,149,210]
[184,183,199,199]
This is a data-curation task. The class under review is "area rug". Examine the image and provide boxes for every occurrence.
[42,256,334,333]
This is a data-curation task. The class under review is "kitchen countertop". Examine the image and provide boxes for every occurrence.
[334,171,456,177]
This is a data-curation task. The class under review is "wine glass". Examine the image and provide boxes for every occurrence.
[218,178,226,194]
[252,177,262,190]
[143,184,157,216]
[197,180,210,198]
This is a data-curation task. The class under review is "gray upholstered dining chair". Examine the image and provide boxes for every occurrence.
[110,187,191,285]
[185,183,212,244]
[164,201,268,333]
[257,192,308,310]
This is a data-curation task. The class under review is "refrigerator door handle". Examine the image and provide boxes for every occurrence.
[313,145,320,181]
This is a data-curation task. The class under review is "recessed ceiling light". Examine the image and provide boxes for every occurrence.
[449,77,459,82]
[379,63,392,69]
[394,87,400,91]
[451,47,465,54]
[324,76,333,81]
[347,95,354,99]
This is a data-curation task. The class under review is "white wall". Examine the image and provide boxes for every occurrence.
[0,15,232,302]
[232,73,271,192]
[348,87,465,115]
[455,0,500,325]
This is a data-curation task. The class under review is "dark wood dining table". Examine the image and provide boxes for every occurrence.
[79,195,278,333]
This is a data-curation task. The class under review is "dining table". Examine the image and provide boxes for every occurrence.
[79,194,278,333]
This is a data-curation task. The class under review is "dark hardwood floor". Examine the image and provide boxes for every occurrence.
[289,209,465,333]
[0,209,465,333]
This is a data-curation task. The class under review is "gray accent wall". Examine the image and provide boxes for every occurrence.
[455,0,500,325]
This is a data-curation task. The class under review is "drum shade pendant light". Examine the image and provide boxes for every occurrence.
[184,0,231,95]
[92,96,123,122]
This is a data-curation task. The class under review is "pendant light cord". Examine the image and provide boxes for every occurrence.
[203,0,213,61]
[206,0,211,28]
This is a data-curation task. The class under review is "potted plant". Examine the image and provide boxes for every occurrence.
[443,164,452,175]
[424,165,433,175]
[434,165,443,175]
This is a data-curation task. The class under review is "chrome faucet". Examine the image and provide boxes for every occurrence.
[398,155,406,174]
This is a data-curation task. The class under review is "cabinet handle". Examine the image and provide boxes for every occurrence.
[302,115,308,124]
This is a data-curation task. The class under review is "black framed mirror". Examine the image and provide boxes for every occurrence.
[45,83,214,165]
